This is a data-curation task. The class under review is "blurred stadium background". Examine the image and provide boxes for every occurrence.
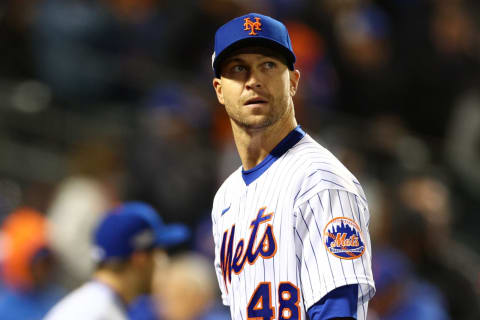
[0,0,479,319]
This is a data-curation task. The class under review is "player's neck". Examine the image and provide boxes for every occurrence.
[93,269,137,305]
[231,113,297,171]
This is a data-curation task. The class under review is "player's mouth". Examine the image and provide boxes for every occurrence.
[244,97,268,107]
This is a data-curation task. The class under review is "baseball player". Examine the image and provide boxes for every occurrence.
[44,202,189,320]
[211,13,375,320]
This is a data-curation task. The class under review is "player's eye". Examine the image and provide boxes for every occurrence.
[263,61,276,70]
[231,65,246,73]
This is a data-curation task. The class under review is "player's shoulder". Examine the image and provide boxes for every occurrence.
[287,134,333,160]
[44,282,125,320]
[287,134,354,179]
[289,134,366,205]
[44,285,87,319]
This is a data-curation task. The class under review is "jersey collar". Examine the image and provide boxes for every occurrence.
[242,125,306,186]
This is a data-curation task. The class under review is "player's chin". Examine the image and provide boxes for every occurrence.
[236,117,276,130]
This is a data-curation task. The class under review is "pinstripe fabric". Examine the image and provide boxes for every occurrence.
[212,134,375,320]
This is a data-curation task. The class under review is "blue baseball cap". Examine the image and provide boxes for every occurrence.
[212,13,296,77]
[92,202,189,263]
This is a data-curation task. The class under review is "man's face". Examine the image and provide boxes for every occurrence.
[213,47,300,130]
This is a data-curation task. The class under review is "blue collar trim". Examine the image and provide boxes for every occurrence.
[242,126,306,186]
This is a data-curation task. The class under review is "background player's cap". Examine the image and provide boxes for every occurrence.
[92,202,189,263]
[212,13,296,77]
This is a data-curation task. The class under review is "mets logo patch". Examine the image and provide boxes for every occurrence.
[324,217,365,260]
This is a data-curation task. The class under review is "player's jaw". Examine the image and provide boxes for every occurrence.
[227,96,291,131]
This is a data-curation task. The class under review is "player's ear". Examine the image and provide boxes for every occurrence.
[213,78,225,105]
[289,69,300,97]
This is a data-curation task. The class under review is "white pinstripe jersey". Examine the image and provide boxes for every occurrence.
[212,127,375,320]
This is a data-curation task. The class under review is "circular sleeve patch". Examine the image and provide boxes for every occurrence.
[323,217,365,260]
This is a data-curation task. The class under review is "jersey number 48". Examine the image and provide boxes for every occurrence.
[247,282,300,320]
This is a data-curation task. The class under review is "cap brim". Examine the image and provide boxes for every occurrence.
[214,37,295,77]
[155,223,190,247]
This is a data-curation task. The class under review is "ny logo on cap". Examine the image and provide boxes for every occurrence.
[244,17,261,35]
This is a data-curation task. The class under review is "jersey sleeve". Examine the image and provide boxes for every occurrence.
[293,188,375,319]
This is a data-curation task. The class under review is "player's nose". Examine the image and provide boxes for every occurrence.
[245,69,263,90]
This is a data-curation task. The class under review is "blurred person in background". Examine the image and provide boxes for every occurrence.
[136,252,229,320]
[366,172,480,319]
[30,0,118,104]
[46,176,114,289]
[403,0,479,140]
[368,247,449,320]
[0,208,65,320]
[393,174,480,319]
[29,0,179,106]
[445,88,480,249]
[323,0,405,119]
[46,133,127,289]
[126,82,216,228]
[44,201,189,320]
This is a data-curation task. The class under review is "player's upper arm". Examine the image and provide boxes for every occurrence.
[293,188,375,312]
